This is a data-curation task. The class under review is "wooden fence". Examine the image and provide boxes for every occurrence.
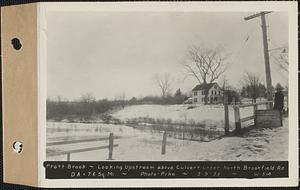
[47,133,119,160]
[232,101,273,133]
[224,92,273,135]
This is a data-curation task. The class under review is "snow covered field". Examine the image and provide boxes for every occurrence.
[113,104,267,130]
[46,116,288,161]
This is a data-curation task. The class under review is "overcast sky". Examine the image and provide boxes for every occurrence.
[47,11,288,100]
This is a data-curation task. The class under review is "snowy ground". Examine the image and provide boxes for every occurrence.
[113,104,267,130]
[46,117,288,161]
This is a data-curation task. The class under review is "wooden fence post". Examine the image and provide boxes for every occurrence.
[253,104,257,126]
[286,93,289,113]
[108,133,114,160]
[253,104,257,113]
[224,91,229,135]
[269,101,273,110]
[161,131,167,155]
[234,106,241,134]
[67,152,70,161]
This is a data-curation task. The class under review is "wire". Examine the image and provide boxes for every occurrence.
[270,54,288,73]
[265,15,288,51]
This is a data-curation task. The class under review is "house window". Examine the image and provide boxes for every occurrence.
[211,91,213,95]
[202,91,205,95]
[194,98,197,102]
[214,97,218,101]
[194,91,197,96]
[219,91,221,95]
[215,91,217,95]
[210,97,213,102]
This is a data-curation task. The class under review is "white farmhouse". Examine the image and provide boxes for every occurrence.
[192,83,223,104]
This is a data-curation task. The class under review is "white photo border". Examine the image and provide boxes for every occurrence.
[38,1,298,187]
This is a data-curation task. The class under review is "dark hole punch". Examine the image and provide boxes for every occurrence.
[11,38,22,50]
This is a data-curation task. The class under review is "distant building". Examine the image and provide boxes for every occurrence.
[192,83,223,104]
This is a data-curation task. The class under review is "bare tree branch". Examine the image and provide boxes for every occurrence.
[183,45,228,104]
[153,73,172,98]
[242,72,262,103]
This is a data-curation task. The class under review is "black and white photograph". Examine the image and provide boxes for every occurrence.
[45,6,291,163]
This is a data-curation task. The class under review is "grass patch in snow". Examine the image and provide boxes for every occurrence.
[124,116,224,142]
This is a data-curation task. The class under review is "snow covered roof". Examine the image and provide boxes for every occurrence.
[192,83,218,91]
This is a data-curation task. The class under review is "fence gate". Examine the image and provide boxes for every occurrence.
[224,97,280,135]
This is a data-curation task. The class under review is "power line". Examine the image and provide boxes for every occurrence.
[270,54,288,73]
[244,12,273,106]
[269,46,288,52]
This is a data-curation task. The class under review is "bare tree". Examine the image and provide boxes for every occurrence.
[55,96,63,102]
[153,73,172,98]
[183,45,228,104]
[115,92,126,108]
[219,76,229,91]
[241,72,261,103]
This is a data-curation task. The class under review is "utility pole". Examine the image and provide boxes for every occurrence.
[244,11,273,108]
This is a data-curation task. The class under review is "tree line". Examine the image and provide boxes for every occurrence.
[47,90,187,121]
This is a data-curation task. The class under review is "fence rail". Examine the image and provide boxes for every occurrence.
[240,115,255,122]
[46,132,118,160]
[223,92,273,135]
[47,136,121,146]
[47,144,119,157]
[236,101,273,108]
[231,101,273,133]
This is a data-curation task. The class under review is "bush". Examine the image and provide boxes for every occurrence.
[187,106,196,110]
[102,114,112,124]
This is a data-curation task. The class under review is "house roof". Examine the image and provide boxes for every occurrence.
[192,83,218,91]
